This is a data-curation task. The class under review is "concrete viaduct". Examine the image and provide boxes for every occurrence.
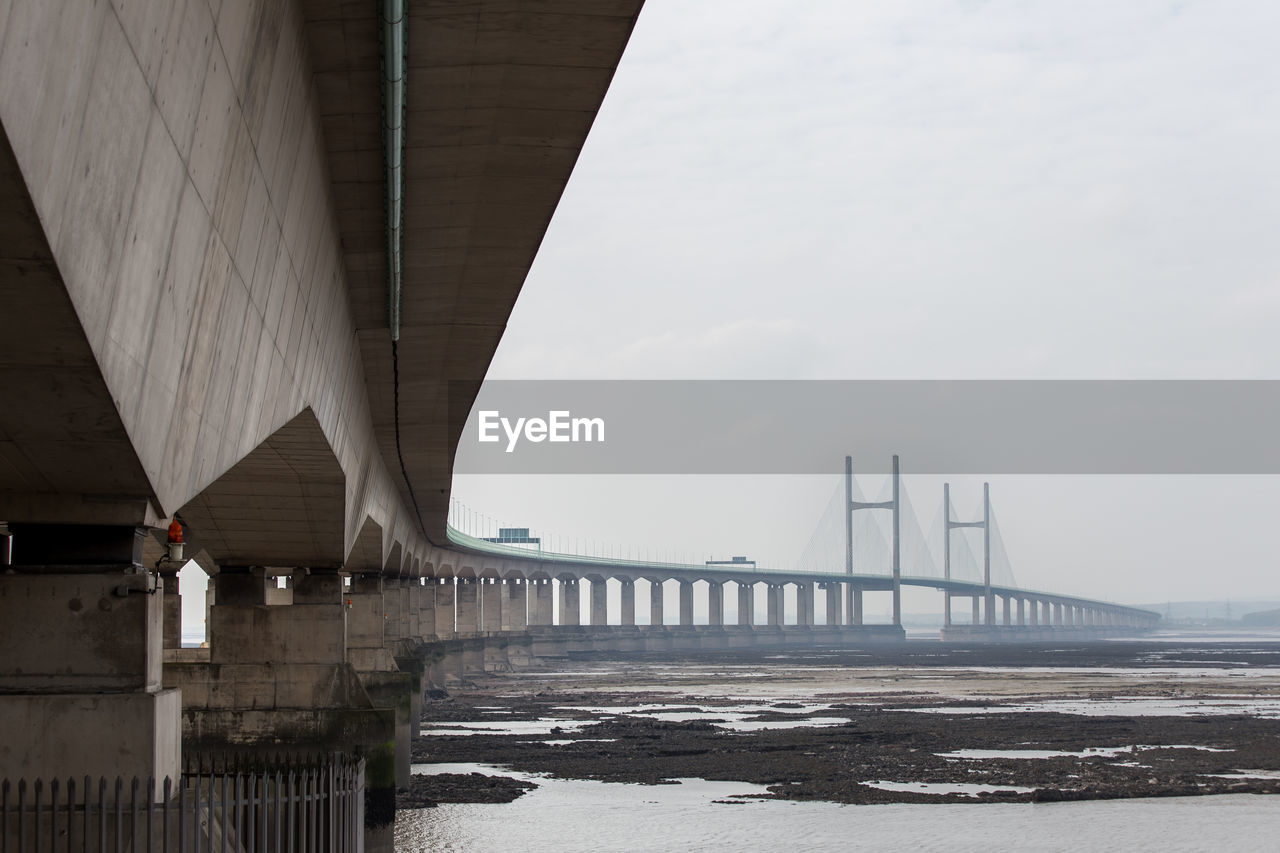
[0,0,1156,846]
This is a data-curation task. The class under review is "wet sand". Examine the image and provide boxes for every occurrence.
[406,640,1280,805]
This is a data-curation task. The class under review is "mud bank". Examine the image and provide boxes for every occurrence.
[408,641,1280,805]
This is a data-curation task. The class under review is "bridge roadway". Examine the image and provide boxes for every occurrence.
[419,530,1160,640]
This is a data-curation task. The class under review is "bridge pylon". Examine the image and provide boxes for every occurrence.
[845,455,901,626]
[944,481,991,626]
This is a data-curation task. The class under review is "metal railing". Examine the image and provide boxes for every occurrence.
[1,754,365,853]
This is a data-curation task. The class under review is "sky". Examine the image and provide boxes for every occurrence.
[447,0,1280,608]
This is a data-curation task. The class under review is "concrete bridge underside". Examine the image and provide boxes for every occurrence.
[0,0,644,845]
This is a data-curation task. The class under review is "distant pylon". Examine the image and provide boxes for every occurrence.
[944,482,990,626]
[845,455,901,626]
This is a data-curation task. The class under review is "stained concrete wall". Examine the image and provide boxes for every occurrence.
[0,0,418,560]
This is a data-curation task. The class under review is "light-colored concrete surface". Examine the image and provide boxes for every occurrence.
[0,572,163,691]
[0,690,181,787]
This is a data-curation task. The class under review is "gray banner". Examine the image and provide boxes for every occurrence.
[450,380,1280,474]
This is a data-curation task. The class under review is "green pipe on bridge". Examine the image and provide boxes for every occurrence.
[382,0,406,341]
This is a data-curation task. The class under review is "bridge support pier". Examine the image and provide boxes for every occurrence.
[530,579,552,626]
[1002,595,1011,627]
[160,567,183,650]
[795,582,812,627]
[767,584,783,626]
[418,579,437,638]
[0,524,181,787]
[435,579,456,637]
[650,580,664,626]
[457,578,481,634]
[972,596,980,625]
[620,579,636,626]
[679,580,694,626]
[852,587,863,625]
[384,578,405,642]
[167,565,397,832]
[481,579,503,632]
[825,583,842,626]
[738,582,754,627]
[558,578,580,626]
[708,581,724,626]
[590,576,608,626]
[1017,597,1025,627]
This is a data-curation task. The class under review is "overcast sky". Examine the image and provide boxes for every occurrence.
[453,0,1280,607]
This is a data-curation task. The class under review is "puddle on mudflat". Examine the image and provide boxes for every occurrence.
[937,745,1231,760]
[938,747,1134,760]
[541,738,619,746]
[861,781,1035,797]
[893,698,1280,718]
[1204,770,1280,780]
[422,719,588,736]
[550,702,852,731]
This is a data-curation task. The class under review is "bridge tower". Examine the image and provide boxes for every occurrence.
[845,455,901,626]
[944,482,991,626]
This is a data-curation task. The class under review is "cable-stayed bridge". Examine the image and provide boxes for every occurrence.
[440,457,1160,645]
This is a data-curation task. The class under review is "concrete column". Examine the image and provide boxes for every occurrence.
[212,569,347,665]
[707,581,723,626]
[1029,598,1039,626]
[1017,597,1025,627]
[620,579,636,626]
[345,574,391,670]
[972,596,980,625]
[650,580,664,626]
[1052,602,1062,627]
[738,583,754,627]
[383,579,404,643]
[559,578,580,626]
[481,579,502,632]
[419,580,437,638]
[796,582,812,626]
[456,578,480,634]
[1002,595,1011,627]
[503,579,528,631]
[826,583,842,627]
[161,569,182,649]
[852,587,863,625]
[590,578,608,626]
[767,585,782,626]
[407,580,422,639]
[1043,600,1052,625]
[434,579,456,637]
[678,581,694,626]
[0,524,181,786]
[530,579,553,626]
[943,591,952,627]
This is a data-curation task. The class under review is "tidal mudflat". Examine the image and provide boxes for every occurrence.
[405,640,1280,806]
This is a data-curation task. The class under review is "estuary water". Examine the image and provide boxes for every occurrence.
[395,762,1280,852]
